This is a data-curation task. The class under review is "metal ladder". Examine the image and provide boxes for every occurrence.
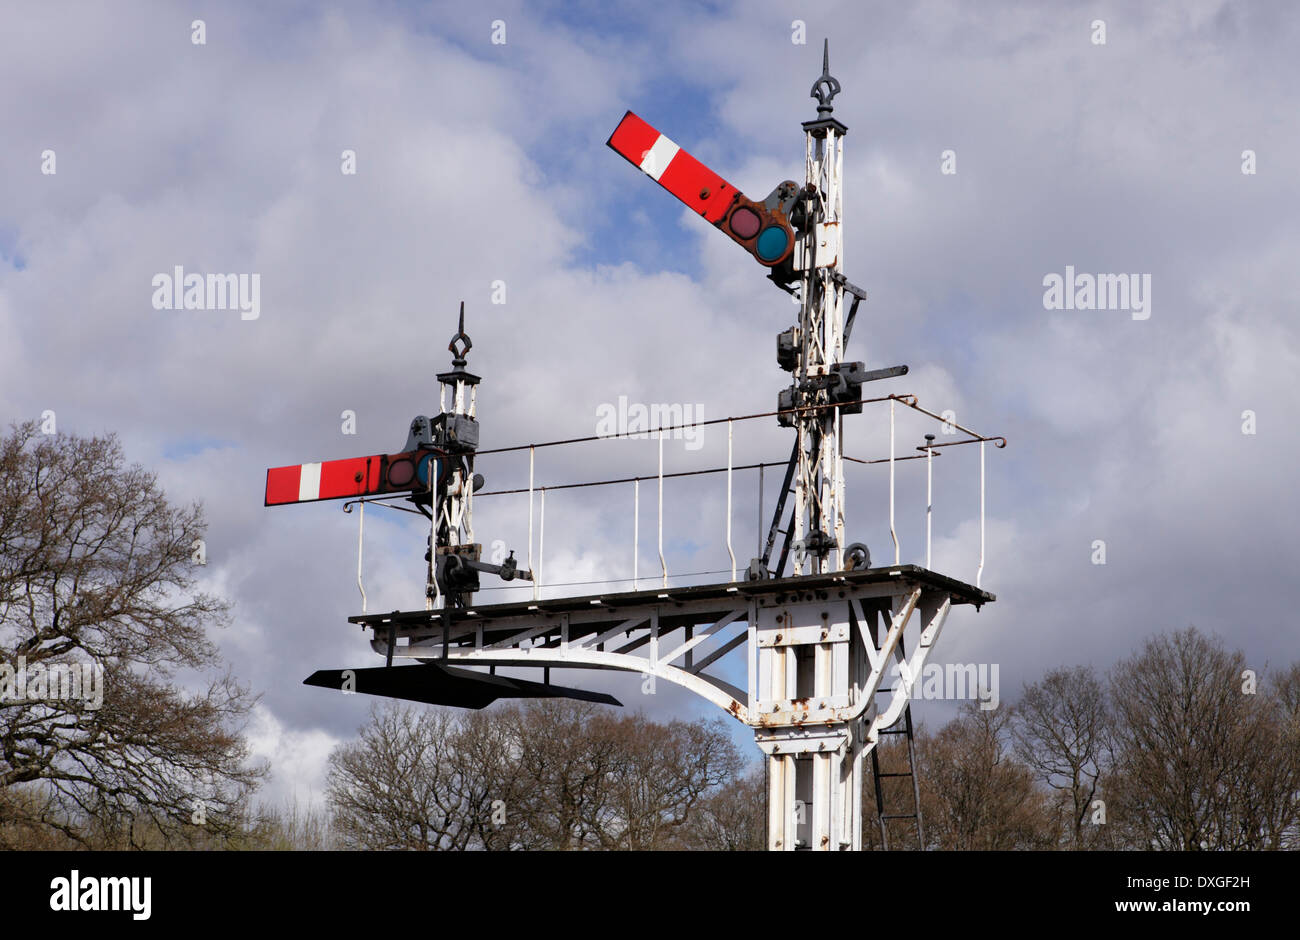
[869,699,925,850]
[755,440,800,579]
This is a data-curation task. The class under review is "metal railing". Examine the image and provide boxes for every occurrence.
[345,394,1005,605]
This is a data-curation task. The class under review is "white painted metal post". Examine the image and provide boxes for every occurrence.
[890,398,899,564]
[633,478,640,591]
[726,420,736,581]
[658,431,667,587]
[926,437,933,570]
[528,446,537,600]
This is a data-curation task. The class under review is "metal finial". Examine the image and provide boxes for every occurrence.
[810,38,841,115]
[448,301,472,367]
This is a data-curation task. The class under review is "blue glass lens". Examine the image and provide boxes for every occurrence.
[756,226,789,262]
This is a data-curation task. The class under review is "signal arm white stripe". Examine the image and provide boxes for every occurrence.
[298,462,322,501]
[641,135,679,182]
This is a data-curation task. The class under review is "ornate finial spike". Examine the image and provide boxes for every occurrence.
[810,38,841,116]
[448,300,472,367]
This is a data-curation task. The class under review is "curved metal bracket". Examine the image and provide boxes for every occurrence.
[375,640,751,722]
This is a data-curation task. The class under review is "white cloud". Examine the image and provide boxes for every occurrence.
[245,702,341,812]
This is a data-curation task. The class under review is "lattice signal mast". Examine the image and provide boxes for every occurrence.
[265,302,501,608]
[608,44,904,582]
[266,305,621,707]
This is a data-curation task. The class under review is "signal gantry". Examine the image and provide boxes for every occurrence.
[265,41,1005,850]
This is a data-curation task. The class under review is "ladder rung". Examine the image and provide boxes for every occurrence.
[881,814,919,821]
[875,771,913,778]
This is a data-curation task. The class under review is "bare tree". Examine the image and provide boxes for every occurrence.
[0,421,261,848]
[917,702,1058,850]
[489,700,744,849]
[498,699,626,849]
[325,698,746,850]
[1012,666,1113,848]
[449,705,532,850]
[1107,627,1297,850]
[1259,663,1300,849]
[601,713,743,849]
[328,705,467,850]
[681,765,765,850]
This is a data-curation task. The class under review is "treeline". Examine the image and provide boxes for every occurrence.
[5,626,1298,850]
[314,626,1300,851]
[326,700,751,850]
[869,626,1300,851]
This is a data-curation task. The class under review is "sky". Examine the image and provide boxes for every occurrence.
[2,0,1298,810]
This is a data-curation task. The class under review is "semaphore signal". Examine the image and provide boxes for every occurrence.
[264,40,1007,850]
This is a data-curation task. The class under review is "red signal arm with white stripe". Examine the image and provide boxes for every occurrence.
[607,110,795,271]
[265,450,434,506]
[607,111,741,223]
